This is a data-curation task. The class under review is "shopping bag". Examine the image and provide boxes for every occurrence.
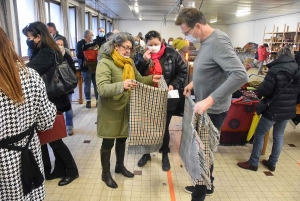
[38,112,67,145]
[246,112,260,141]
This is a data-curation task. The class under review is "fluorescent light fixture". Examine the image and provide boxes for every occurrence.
[139,17,142,21]
[210,19,217,23]
[188,2,195,8]
[134,6,139,13]
[236,11,251,16]
[129,5,132,11]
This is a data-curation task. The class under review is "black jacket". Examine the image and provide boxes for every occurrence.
[94,36,106,48]
[259,55,300,121]
[135,46,187,89]
[295,51,300,66]
[75,39,87,71]
[54,31,69,49]
[26,47,71,112]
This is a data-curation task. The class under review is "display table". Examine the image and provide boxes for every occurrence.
[73,59,83,104]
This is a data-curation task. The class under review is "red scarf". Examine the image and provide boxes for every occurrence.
[148,43,166,75]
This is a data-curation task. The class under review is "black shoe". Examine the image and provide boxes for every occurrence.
[86,101,91,108]
[102,172,118,189]
[162,153,170,171]
[58,174,79,186]
[185,186,194,194]
[207,185,214,195]
[115,163,134,178]
[262,160,276,172]
[138,154,151,167]
[46,172,65,180]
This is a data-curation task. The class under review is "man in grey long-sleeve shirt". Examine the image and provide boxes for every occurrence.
[175,8,248,201]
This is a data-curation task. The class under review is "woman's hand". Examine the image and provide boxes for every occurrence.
[152,75,162,83]
[168,85,174,91]
[143,49,152,62]
[123,79,137,90]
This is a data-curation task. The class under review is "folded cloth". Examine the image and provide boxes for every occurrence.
[127,78,168,154]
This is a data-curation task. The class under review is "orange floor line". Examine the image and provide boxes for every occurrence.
[167,170,176,201]
[298,162,300,166]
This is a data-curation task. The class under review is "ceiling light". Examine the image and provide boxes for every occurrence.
[210,19,217,23]
[134,6,139,13]
[236,11,251,17]
[139,17,142,21]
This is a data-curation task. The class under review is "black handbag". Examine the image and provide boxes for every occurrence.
[256,72,294,115]
[41,51,78,98]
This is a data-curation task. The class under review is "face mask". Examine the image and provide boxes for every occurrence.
[134,41,139,45]
[186,28,200,44]
[147,45,161,53]
[169,41,173,45]
[98,32,104,37]
[117,50,130,59]
[50,33,54,37]
[26,39,37,50]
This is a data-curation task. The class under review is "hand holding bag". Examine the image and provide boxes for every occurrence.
[41,51,78,98]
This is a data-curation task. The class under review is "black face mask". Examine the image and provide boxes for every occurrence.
[26,39,37,50]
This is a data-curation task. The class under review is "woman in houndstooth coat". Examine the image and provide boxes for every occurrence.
[0,27,56,201]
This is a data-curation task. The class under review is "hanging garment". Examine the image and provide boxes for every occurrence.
[127,78,168,154]
[180,96,219,189]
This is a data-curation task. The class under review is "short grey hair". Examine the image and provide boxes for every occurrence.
[83,30,92,38]
[278,47,293,58]
[105,32,135,55]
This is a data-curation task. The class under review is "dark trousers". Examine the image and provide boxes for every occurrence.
[42,139,78,177]
[192,111,228,201]
[159,109,175,153]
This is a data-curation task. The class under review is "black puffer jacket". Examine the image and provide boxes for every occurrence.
[135,46,187,89]
[75,39,87,71]
[259,55,300,121]
[26,47,71,112]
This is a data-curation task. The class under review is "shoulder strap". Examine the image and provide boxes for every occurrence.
[267,65,297,105]
[52,49,59,65]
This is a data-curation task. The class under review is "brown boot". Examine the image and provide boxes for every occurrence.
[237,161,258,171]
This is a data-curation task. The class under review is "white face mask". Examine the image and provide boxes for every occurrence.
[50,33,54,37]
[169,41,173,45]
[117,50,130,59]
[58,45,65,55]
[147,45,161,53]
[186,28,200,44]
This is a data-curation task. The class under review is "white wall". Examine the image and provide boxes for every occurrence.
[114,20,228,41]
[228,13,300,47]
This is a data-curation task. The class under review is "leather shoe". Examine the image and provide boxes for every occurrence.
[237,161,258,171]
[261,160,275,172]
[58,175,79,186]
[138,154,151,167]
[115,163,134,178]
[102,172,118,189]
[86,101,91,108]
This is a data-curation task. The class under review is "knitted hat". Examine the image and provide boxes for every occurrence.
[172,39,188,51]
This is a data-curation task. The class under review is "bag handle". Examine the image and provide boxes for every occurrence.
[267,65,299,105]
[52,49,59,66]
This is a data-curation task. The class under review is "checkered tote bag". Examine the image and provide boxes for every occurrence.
[179,96,219,189]
[127,78,168,154]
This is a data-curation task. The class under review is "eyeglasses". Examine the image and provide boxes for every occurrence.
[182,27,193,36]
[120,45,133,52]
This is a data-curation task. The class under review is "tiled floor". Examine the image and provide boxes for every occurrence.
[45,68,300,201]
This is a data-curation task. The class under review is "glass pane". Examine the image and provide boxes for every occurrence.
[49,2,62,35]
[69,7,76,49]
[100,19,106,32]
[85,13,89,30]
[92,17,98,37]
[45,2,49,22]
[16,0,36,57]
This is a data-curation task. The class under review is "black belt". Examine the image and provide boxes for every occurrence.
[0,124,44,196]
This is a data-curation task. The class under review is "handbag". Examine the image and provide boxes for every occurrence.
[41,51,78,98]
[38,112,67,145]
[256,72,295,115]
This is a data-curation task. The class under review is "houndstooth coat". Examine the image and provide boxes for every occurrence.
[0,67,56,201]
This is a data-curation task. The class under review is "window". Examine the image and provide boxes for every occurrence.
[69,7,77,49]
[45,2,49,22]
[16,0,35,57]
[100,19,106,33]
[44,1,62,34]
[92,16,98,37]
[106,21,112,33]
[85,13,89,30]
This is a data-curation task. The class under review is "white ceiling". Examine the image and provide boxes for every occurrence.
[85,0,300,25]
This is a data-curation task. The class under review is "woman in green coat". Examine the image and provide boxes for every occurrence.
[96,32,161,189]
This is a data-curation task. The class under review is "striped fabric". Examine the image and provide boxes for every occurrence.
[180,97,219,189]
[127,78,168,154]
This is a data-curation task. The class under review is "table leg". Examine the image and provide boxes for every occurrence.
[76,70,84,104]
[262,130,270,155]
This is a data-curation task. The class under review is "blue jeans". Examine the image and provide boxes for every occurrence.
[249,116,288,167]
[82,71,98,101]
[65,94,73,127]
